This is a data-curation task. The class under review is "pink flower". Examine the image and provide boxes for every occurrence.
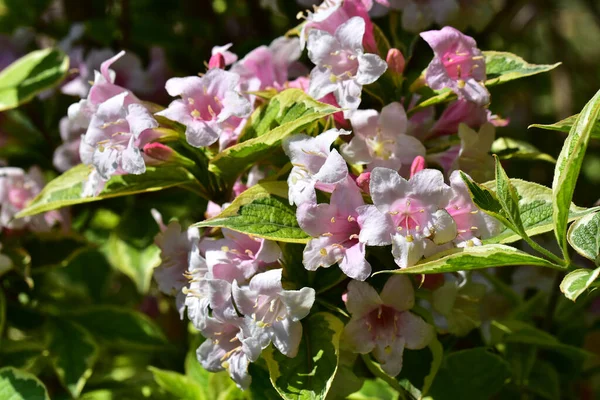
[357,168,457,269]
[342,102,425,172]
[156,69,252,148]
[80,92,158,180]
[211,43,238,66]
[232,269,315,357]
[283,128,349,206]
[343,275,434,376]
[297,177,372,280]
[444,171,501,247]
[420,26,489,105]
[300,0,377,53]
[307,17,387,116]
[204,229,281,284]
[0,167,63,232]
[429,99,488,138]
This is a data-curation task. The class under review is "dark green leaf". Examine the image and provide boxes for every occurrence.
[0,367,50,400]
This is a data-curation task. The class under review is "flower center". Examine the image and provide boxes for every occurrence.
[253,295,285,328]
[187,92,223,121]
[442,50,483,81]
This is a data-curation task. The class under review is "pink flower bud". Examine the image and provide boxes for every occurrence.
[410,156,426,177]
[143,142,175,164]
[356,172,371,193]
[386,48,405,76]
[208,53,226,69]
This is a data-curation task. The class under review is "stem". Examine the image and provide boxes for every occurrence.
[360,354,414,400]
[522,236,567,267]
[543,271,564,331]
[315,298,349,318]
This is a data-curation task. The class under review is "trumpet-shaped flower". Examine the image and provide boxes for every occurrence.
[444,171,501,247]
[157,68,252,148]
[81,92,158,180]
[357,167,456,269]
[196,280,263,390]
[283,129,349,206]
[297,178,372,280]
[342,102,425,171]
[343,275,434,376]
[420,26,489,105]
[300,0,376,52]
[232,269,315,357]
[307,17,387,116]
[204,229,281,284]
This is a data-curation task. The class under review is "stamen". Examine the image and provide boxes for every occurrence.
[349,234,359,240]
[330,217,336,223]
[320,248,327,256]
[321,232,333,237]
[347,216,356,222]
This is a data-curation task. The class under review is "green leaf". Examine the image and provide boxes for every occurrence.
[411,51,560,111]
[552,88,600,262]
[559,267,600,302]
[483,51,561,86]
[428,348,511,400]
[527,360,560,400]
[68,306,167,349]
[105,234,161,294]
[263,312,344,400]
[0,289,5,349]
[17,164,196,217]
[0,367,50,400]
[149,367,205,400]
[0,48,69,111]
[422,337,443,396]
[347,379,399,400]
[491,137,556,163]
[209,89,338,182]
[567,212,600,263]
[461,175,598,244]
[530,114,600,140]
[48,319,99,397]
[195,181,310,244]
[375,244,561,275]
[494,156,526,236]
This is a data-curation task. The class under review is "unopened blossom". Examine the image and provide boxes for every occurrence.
[53,117,85,172]
[358,167,457,269]
[444,171,501,247]
[196,279,263,390]
[343,275,434,376]
[283,128,349,206]
[307,17,387,116]
[0,167,62,231]
[151,209,203,317]
[299,0,376,52]
[428,99,488,138]
[232,269,315,357]
[211,43,238,67]
[231,37,303,91]
[390,0,458,33]
[342,102,425,171]
[157,69,252,148]
[386,48,405,76]
[204,229,281,284]
[420,26,489,105]
[81,92,158,180]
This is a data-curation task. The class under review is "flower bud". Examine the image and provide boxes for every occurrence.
[410,156,426,178]
[208,53,226,69]
[143,142,195,168]
[356,172,371,193]
[386,48,405,76]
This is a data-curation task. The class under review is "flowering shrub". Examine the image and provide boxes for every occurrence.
[1,1,600,399]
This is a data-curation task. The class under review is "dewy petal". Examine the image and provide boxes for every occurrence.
[356,205,394,246]
[346,280,381,317]
[391,233,425,269]
[356,53,387,85]
[248,268,283,295]
[338,242,371,281]
[313,149,348,184]
[369,167,409,213]
[126,103,158,137]
[334,17,365,51]
[429,209,457,244]
[121,136,146,175]
[343,318,376,353]
[379,275,415,312]
[281,287,316,321]
[272,319,303,358]
[397,312,434,350]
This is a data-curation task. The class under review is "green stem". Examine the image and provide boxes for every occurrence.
[522,236,567,266]
[315,298,349,319]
